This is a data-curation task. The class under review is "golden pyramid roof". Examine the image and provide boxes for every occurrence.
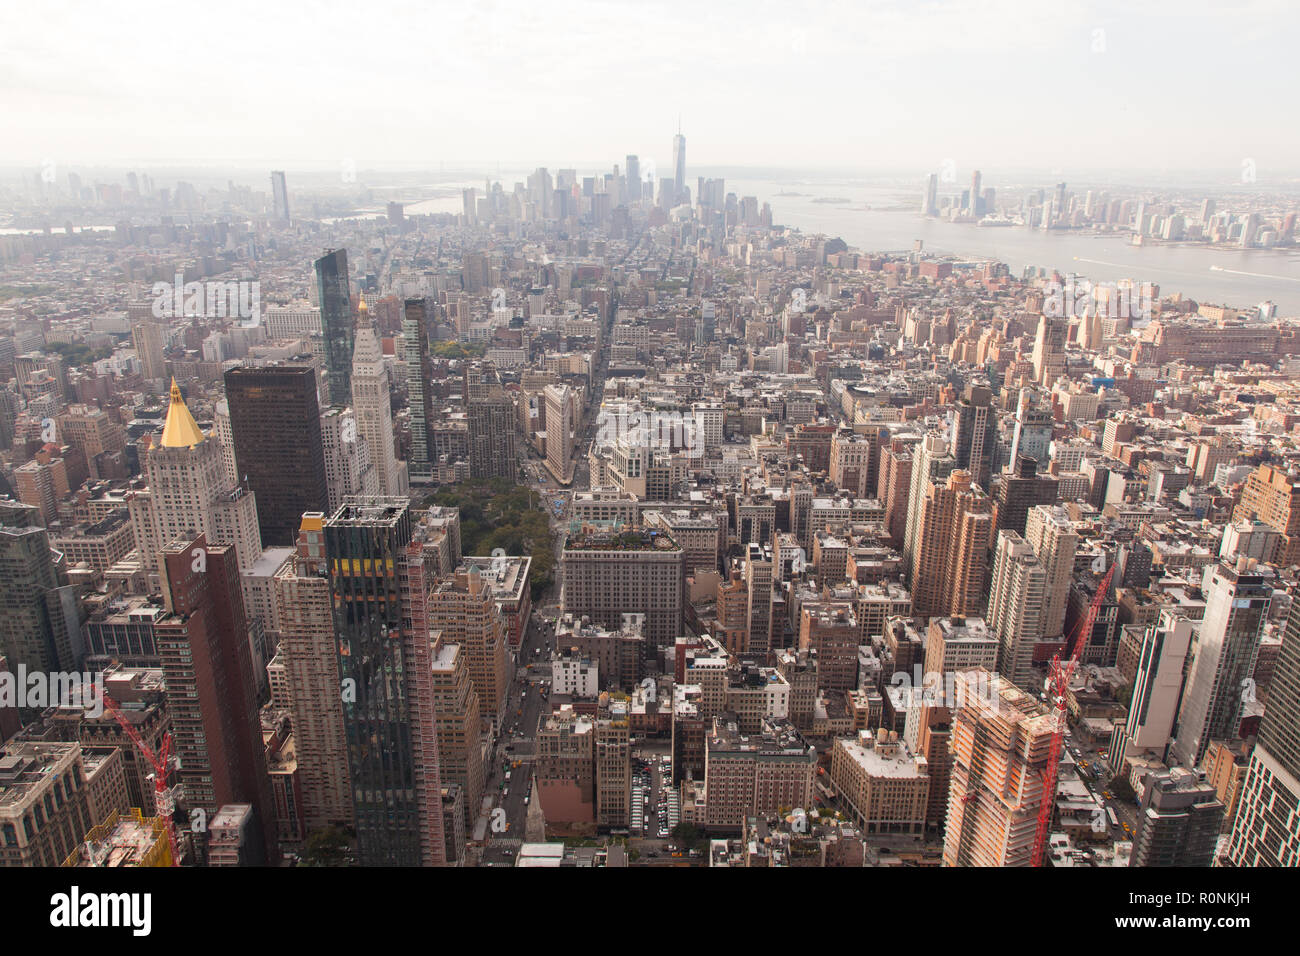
[159,378,207,448]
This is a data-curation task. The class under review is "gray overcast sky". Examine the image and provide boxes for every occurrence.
[3,0,1295,175]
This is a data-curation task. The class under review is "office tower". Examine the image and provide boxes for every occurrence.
[1232,464,1300,566]
[910,470,993,621]
[878,436,916,549]
[403,299,434,481]
[224,365,329,546]
[968,169,982,215]
[0,501,77,674]
[595,700,631,829]
[130,310,167,382]
[544,383,577,484]
[702,717,815,832]
[130,379,262,573]
[351,302,405,496]
[1229,594,1300,866]
[1109,611,1195,770]
[314,249,354,407]
[1031,314,1067,387]
[988,531,1048,691]
[274,514,353,833]
[944,669,1054,867]
[155,535,277,864]
[1023,505,1078,642]
[428,567,508,731]
[270,170,289,223]
[903,433,955,572]
[561,525,684,649]
[326,498,445,866]
[744,543,775,657]
[951,384,996,491]
[672,127,686,204]
[1130,769,1225,867]
[625,155,639,201]
[429,637,484,825]
[1007,388,1053,468]
[467,387,517,480]
[321,407,378,511]
[921,173,938,216]
[993,456,1058,538]
[1171,560,1272,770]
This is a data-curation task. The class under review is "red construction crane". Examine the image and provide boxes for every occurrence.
[101,693,183,866]
[1030,562,1116,867]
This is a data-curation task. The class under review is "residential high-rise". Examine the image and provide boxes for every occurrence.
[1171,560,1272,770]
[951,384,996,491]
[428,567,509,732]
[274,514,353,833]
[988,530,1048,691]
[467,387,517,480]
[1232,465,1300,566]
[0,501,77,675]
[1110,611,1195,771]
[428,637,484,825]
[993,456,1058,538]
[270,170,289,223]
[326,498,445,866]
[1130,769,1224,867]
[910,470,993,621]
[403,298,435,481]
[1229,593,1300,866]
[314,249,354,407]
[1022,504,1078,642]
[902,433,955,572]
[224,365,329,546]
[944,669,1054,867]
[129,306,167,382]
[155,534,278,864]
[351,301,406,496]
[1031,314,1067,387]
[130,379,262,573]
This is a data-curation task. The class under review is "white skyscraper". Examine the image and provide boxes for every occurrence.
[988,530,1047,691]
[350,303,407,497]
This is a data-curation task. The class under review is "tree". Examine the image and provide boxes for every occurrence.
[300,825,353,866]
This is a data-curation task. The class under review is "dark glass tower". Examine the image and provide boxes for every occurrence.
[327,498,443,866]
[315,248,354,407]
[403,298,434,480]
[224,364,329,546]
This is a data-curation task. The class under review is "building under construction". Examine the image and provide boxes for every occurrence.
[943,668,1056,867]
[63,808,173,868]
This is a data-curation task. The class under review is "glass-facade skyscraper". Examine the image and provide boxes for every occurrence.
[315,248,354,407]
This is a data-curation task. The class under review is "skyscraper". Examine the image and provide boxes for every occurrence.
[1031,314,1067,387]
[543,383,577,484]
[274,514,353,833]
[314,249,354,407]
[129,379,262,573]
[1229,592,1300,866]
[672,126,686,205]
[1130,769,1224,867]
[944,669,1054,867]
[224,365,330,546]
[1023,504,1078,642]
[155,534,278,864]
[428,567,509,732]
[625,155,640,203]
[1171,560,1272,770]
[0,501,77,675]
[921,173,938,217]
[910,470,993,621]
[270,170,289,223]
[467,387,517,480]
[951,384,996,491]
[903,433,955,572]
[351,300,406,497]
[326,498,445,866]
[993,456,1058,538]
[988,530,1048,691]
[403,298,435,481]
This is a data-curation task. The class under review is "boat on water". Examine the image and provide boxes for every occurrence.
[976,215,1017,227]
[1130,234,1144,246]
[811,197,850,204]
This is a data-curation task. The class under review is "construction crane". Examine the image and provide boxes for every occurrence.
[1030,562,1117,867]
[101,693,183,867]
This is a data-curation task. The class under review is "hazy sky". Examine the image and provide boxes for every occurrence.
[4,0,1296,176]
